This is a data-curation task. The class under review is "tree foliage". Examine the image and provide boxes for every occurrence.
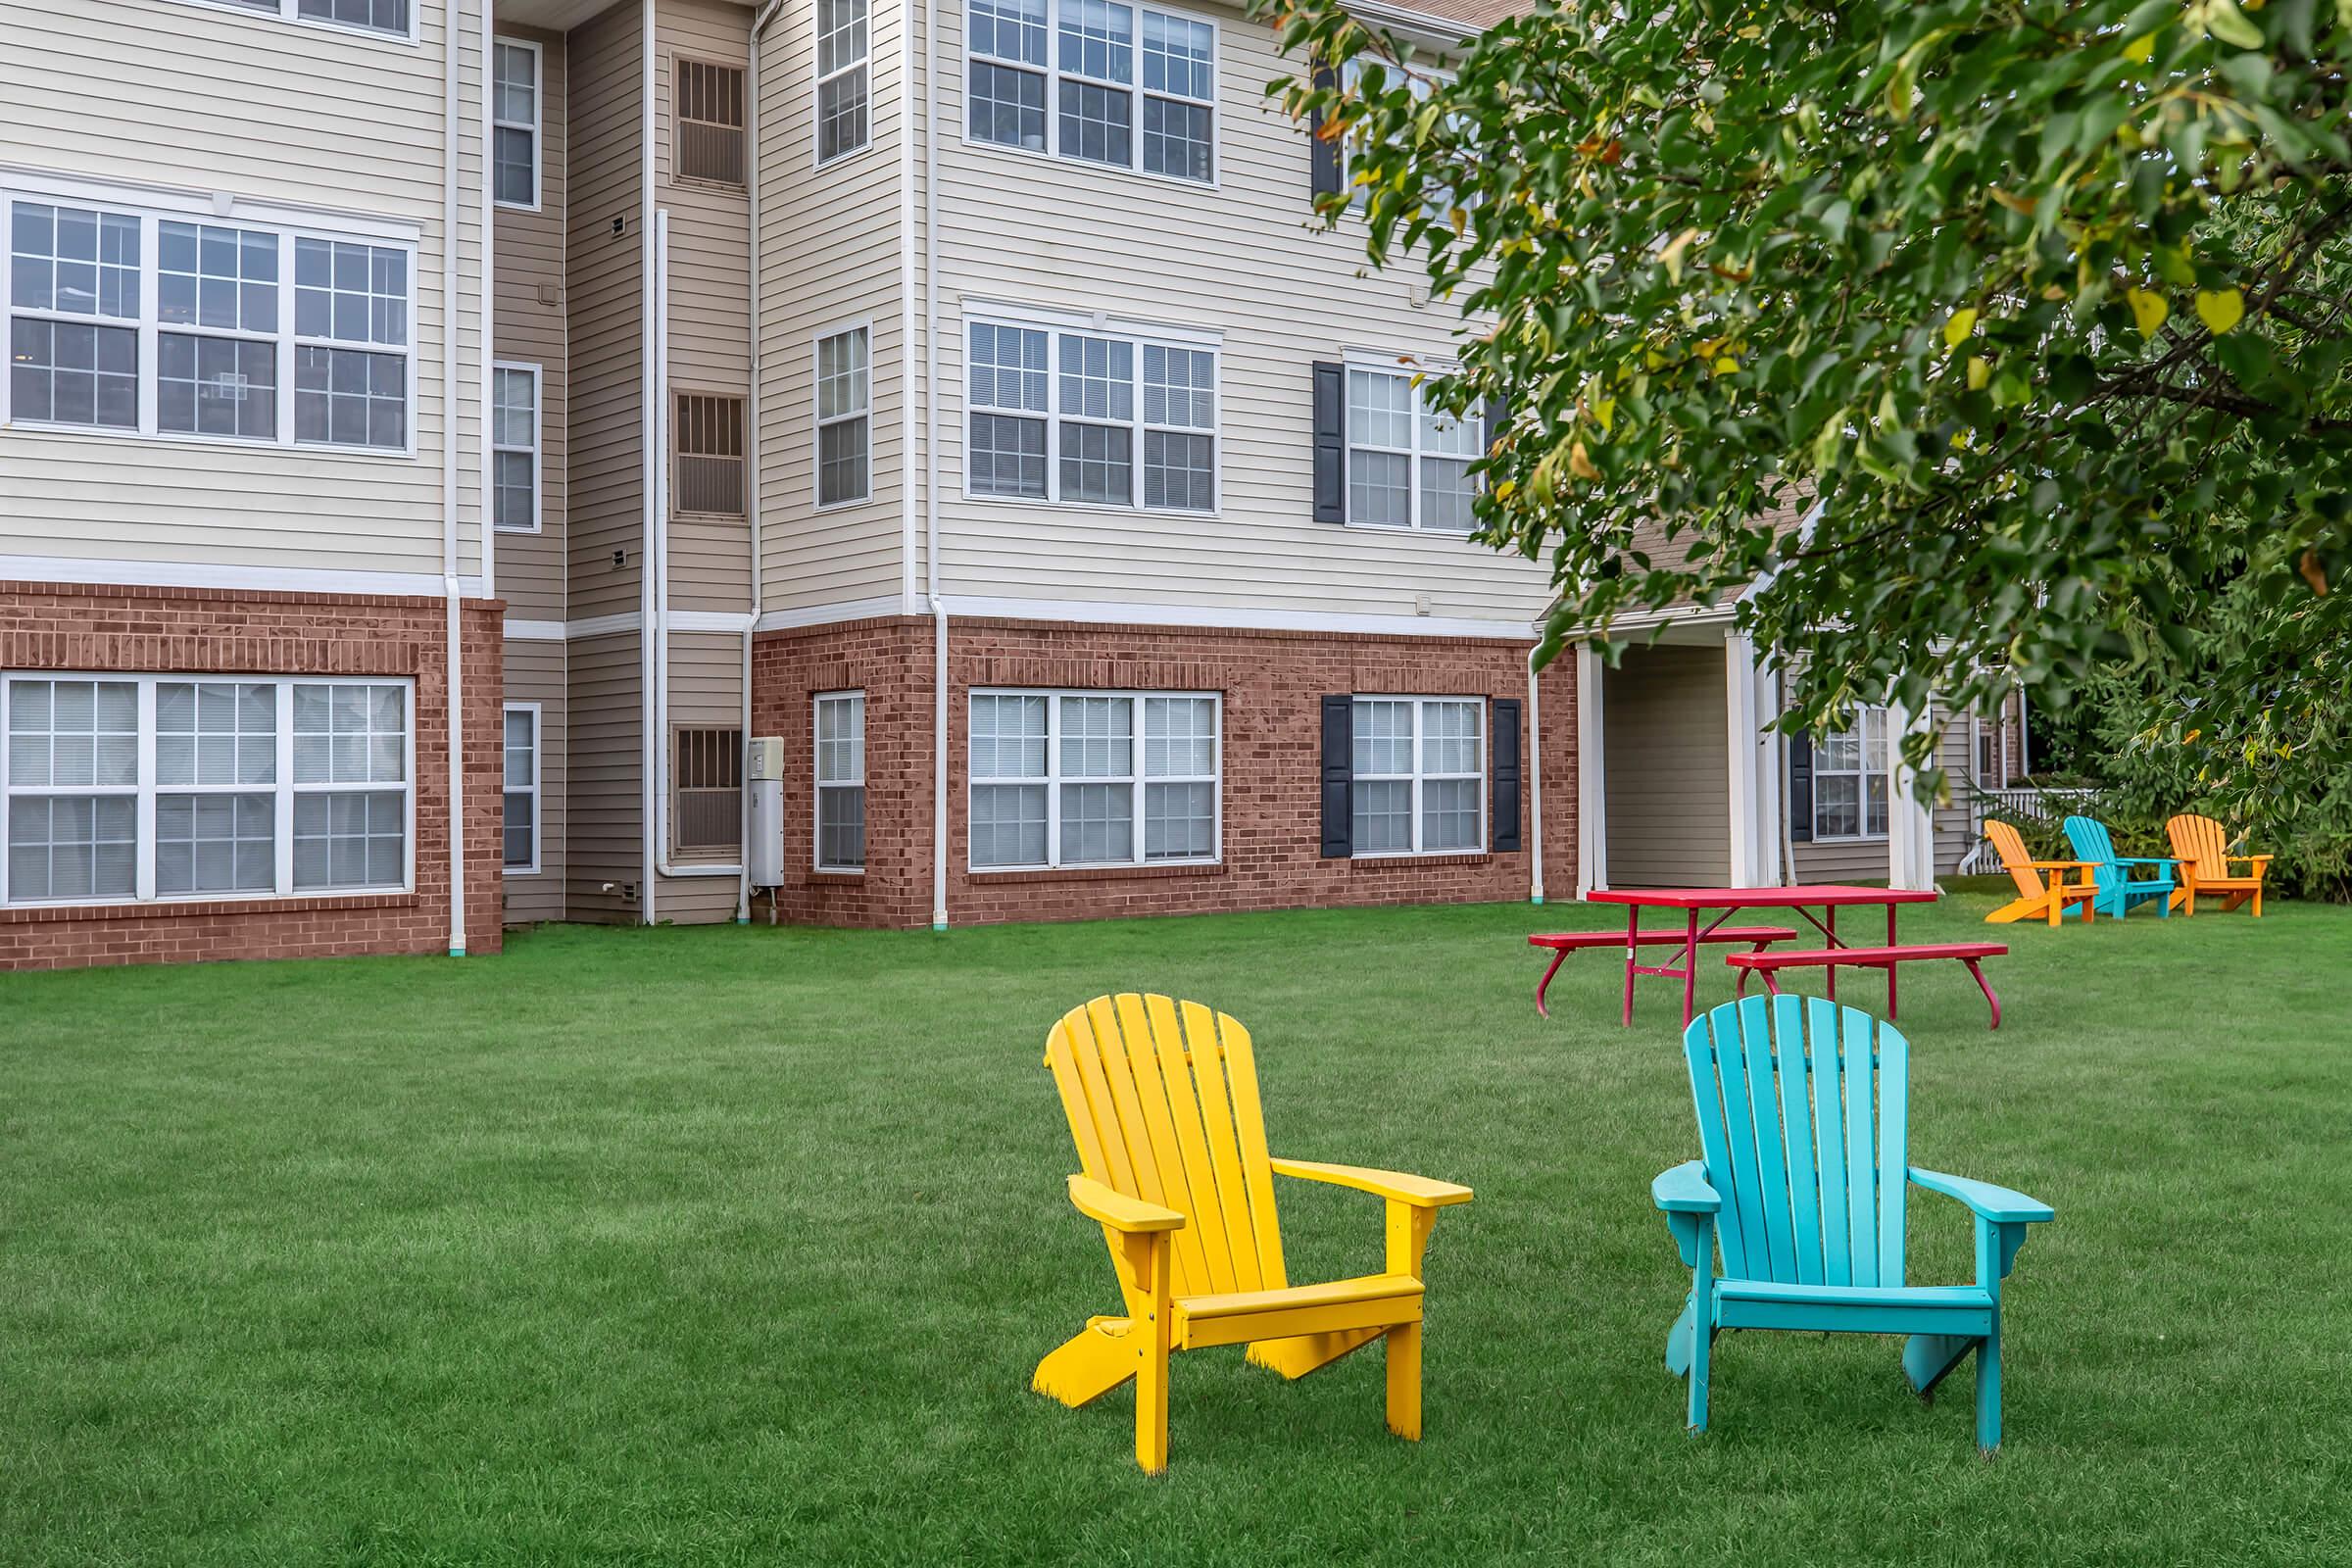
[1259,0,2352,796]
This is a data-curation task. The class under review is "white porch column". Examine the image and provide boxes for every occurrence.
[1723,631,1773,886]
[1576,643,1607,896]
[1887,697,1937,891]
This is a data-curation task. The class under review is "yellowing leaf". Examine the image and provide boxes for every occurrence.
[2195,287,2245,335]
[1967,356,1990,391]
[1494,479,1517,502]
[2123,29,2157,64]
[1712,356,1739,374]
[1943,308,1979,349]
[2126,286,2169,338]
[1592,397,1617,432]
[1659,227,1699,285]
[1569,441,1600,481]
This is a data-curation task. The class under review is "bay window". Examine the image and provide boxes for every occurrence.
[969,689,1220,869]
[3,674,413,906]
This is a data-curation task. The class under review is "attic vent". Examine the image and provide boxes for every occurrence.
[675,59,747,187]
[673,392,746,516]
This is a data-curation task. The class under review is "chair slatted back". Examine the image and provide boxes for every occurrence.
[1984,818,2043,901]
[2167,813,2230,881]
[1682,996,1911,1288]
[2061,814,2124,899]
[1046,995,1287,1302]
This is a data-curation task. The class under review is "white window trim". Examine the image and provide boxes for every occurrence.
[962,305,1220,516]
[967,687,1222,872]
[493,37,543,213]
[962,0,1222,191]
[813,0,875,169]
[813,690,866,873]
[491,360,542,533]
[1,177,420,458]
[1810,706,1890,844]
[812,320,872,511]
[171,0,420,45]
[503,700,541,876]
[1339,351,1481,535]
[0,671,417,908]
[1349,695,1486,858]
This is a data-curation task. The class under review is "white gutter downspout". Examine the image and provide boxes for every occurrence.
[637,0,659,924]
[923,0,948,931]
[1525,640,1544,905]
[742,0,787,923]
[442,0,468,957]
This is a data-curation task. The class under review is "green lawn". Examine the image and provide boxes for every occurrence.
[6,897,2350,1565]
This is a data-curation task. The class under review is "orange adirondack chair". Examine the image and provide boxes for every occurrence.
[1982,819,2100,926]
[2166,814,2271,916]
[1035,995,1472,1473]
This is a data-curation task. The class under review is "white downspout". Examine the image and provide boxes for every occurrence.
[924,0,948,931]
[1525,641,1544,905]
[742,0,786,922]
[442,0,468,957]
[637,0,658,924]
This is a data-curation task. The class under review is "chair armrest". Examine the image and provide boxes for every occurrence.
[2021,858,2095,871]
[1908,1167,2052,1224]
[2112,858,2175,868]
[2233,855,2274,869]
[1270,1157,1472,1208]
[1651,1159,1722,1214]
[1067,1174,1185,1234]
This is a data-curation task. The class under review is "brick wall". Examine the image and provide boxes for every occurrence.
[0,582,505,970]
[752,615,1577,929]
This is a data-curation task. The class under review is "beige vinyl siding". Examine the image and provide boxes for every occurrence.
[1788,695,1980,883]
[495,24,569,620]
[564,629,643,922]
[924,0,1548,624]
[564,1,648,621]
[754,0,908,612]
[0,0,486,581]
[1604,646,1731,888]
[503,636,568,922]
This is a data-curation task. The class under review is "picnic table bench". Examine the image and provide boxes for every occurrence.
[1529,928,1798,1018]
[1727,941,2010,1029]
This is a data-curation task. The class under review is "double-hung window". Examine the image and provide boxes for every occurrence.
[185,1,414,39]
[1345,366,1481,532]
[492,364,540,531]
[494,40,541,210]
[4,185,416,453]
[814,692,866,871]
[503,704,539,873]
[966,314,1215,512]
[816,0,872,164]
[815,326,870,506]
[967,0,1215,183]
[1812,708,1889,840]
[2,674,413,906]
[969,690,1219,869]
[1350,697,1483,856]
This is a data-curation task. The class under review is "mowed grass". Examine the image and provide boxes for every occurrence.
[5,896,2351,1566]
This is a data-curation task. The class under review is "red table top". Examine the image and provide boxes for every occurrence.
[1585,885,1940,910]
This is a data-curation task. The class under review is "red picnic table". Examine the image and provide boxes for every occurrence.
[1583,885,1946,1028]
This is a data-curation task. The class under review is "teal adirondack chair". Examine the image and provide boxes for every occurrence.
[1652,997,2054,1453]
[2061,814,2176,918]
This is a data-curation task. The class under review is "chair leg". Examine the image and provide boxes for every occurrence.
[1975,1323,2002,1457]
[1135,1335,1170,1474]
[1687,1271,1713,1434]
[1385,1321,1423,1441]
[2252,886,2263,917]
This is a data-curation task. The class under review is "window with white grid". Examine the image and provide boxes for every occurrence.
[494,39,541,209]
[1813,707,1890,841]
[503,704,539,873]
[493,364,540,532]
[966,0,1215,183]
[816,0,871,164]
[969,689,1218,869]
[1346,367,1480,533]
[815,692,865,871]
[1351,696,1482,857]
[966,315,1215,511]
[3,674,411,906]
[815,326,870,507]
[3,184,416,453]
[166,0,414,39]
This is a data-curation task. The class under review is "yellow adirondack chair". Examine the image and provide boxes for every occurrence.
[2166,813,2272,916]
[1982,818,2101,926]
[1035,994,1472,1473]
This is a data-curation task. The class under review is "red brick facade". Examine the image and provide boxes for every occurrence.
[752,614,1577,929]
[0,582,505,970]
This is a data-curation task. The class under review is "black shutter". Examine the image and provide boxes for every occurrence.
[1482,394,1508,457]
[1319,695,1353,858]
[1308,63,1342,198]
[1491,698,1522,853]
[1311,362,1346,524]
[1788,732,1814,843]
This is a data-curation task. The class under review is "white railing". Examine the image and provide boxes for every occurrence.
[1955,784,2099,874]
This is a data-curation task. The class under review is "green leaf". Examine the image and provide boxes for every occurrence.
[2201,0,2264,48]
